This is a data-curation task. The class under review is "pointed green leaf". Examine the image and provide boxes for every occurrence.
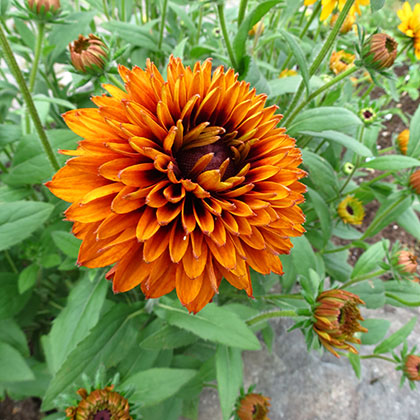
[374,317,417,354]
[0,342,34,382]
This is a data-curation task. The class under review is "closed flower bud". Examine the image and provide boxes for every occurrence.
[330,13,355,34]
[410,169,420,194]
[329,50,355,75]
[397,129,409,155]
[362,33,398,70]
[359,107,376,125]
[69,34,108,74]
[404,355,420,381]
[27,0,60,16]
[313,289,367,358]
[237,393,271,420]
[398,250,417,274]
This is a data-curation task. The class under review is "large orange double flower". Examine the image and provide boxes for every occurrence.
[47,57,306,312]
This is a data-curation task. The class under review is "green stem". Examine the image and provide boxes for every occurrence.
[246,310,298,326]
[102,0,111,20]
[108,73,125,91]
[282,0,355,123]
[298,6,307,26]
[323,243,353,254]
[4,250,18,274]
[0,24,60,171]
[121,0,126,21]
[195,6,203,45]
[237,0,248,27]
[361,195,406,240]
[360,354,397,363]
[341,269,388,289]
[217,3,238,69]
[361,83,374,100]
[285,65,357,126]
[158,0,168,51]
[0,160,8,173]
[385,292,420,307]
[257,293,303,300]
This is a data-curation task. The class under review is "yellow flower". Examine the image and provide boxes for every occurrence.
[330,12,355,33]
[337,195,364,225]
[278,69,298,78]
[329,50,355,75]
[397,2,420,59]
[305,0,369,21]
[397,129,409,155]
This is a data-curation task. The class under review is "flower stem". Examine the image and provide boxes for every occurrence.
[108,73,125,91]
[237,0,248,27]
[217,3,238,70]
[0,24,60,171]
[246,310,298,326]
[4,250,18,274]
[360,354,397,363]
[285,65,357,126]
[282,0,355,123]
[341,269,388,289]
[102,0,111,20]
[158,0,168,51]
[323,243,353,254]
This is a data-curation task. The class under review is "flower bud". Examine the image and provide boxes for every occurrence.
[330,13,355,34]
[337,195,365,225]
[329,50,355,75]
[397,129,409,155]
[404,355,420,381]
[237,393,270,420]
[313,289,367,358]
[359,107,376,125]
[69,34,108,74]
[398,250,417,274]
[410,169,420,194]
[27,0,60,17]
[362,33,398,70]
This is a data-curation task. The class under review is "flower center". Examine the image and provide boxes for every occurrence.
[346,205,354,215]
[339,302,360,335]
[94,410,111,420]
[385,37,395,53]
[363,110,373,119]
[176,140,236,180]
[74,36,90,53]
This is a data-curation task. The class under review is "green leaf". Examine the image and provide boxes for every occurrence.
[397,206,420,240]
[42,304,140,410]
[0,319,29,358]
[278,30,310,94]
[300,130,373,157]
[121,368,196,408]
[348,352,361,379]
[371,0,385,12]
[268,76,302,97]
[351,241,387,279]
[0,124,21,149]
[347,279,385,309]
[407,104,420,157]
[289,107,361,136]
[0,273,31,320]
[216,345,243,420]
[32,94,76,110]
[374,316,417,354]
[0,185,30,202]
[360,319,391,345]
[385,280,420,307]
[139,323,198,350]
[155,300,261,350]
[360,155,420,171]
[43,271,108,374]
[0,342,34,382]
[0,201,54,251]
[18,263,39,294]
[233,0,282,68]
[307,187,331,243]
[51,231,81,259]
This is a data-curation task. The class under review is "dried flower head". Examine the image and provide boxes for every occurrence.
[65,386,132,420]
[330,12,355,33]
[398,250,417,274]
[404,355,420,381]
[237,393,271,420]
[397,129,409,155]
[337,195,364,225]
[69,34,108,74]
[329,50,355,75]
[46,56,306,313]
[410,169,420,195]
[362,33,398,70]
[313,289,367,357]
[397,2,420,59]
[27,0,60,15]
[278,69,298,78]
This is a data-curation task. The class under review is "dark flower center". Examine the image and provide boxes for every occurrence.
[74,37,90,53]
[363,110,373,119]
[346,205,354,215]
[385,37,395,53]
[176,140,236,180]
[94,410,111,420]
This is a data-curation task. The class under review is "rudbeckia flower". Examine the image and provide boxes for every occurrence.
[46,57,306,313]
[397,2,420,59]
[329,50,355,75]
[337,195,364,225]
[304,0,369,21]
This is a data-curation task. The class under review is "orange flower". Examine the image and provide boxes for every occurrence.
[397,129,409,155]
[65,386,132,420]
[398,250,417,274]
[329,50,355,75]
[313,289,367,357]
[404,355,420,381]
[237,393,270,420]
[410,169,420,194]
[46,57,306,313]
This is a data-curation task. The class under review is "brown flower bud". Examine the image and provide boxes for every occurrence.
[404,355,420,381]
[410,169,420,194]
[27,0,60,15]
[313,289,368,358]
[397,129,409,155]
[69,34,108,74]
[363,33,398,70]
[237,393,271,420]
[398,250,417,274]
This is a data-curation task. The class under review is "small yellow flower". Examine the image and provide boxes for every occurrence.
[404,355,420,381]
[330,12,355,33]
[305,0,370,21]
[313,289,367,358]
[237,393,271,420]
[278,69,298,78]
[397,129,409,155]
[337,195,364,225]
[329,50,355,75]
[397,2,420,59]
